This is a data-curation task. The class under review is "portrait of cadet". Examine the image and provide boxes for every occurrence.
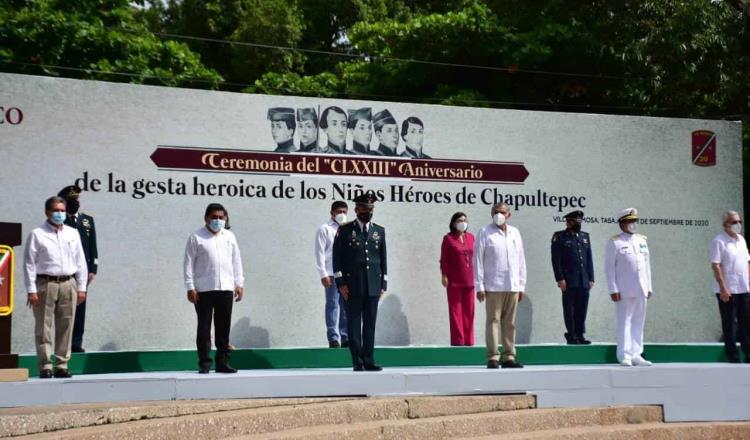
[267,107,296,153]
[24,196,87,379]
[709,210,750,363]
[400,117,431,159]
[319,106,352,155]
[370,109,399,156]
[551,210,594,345]
[332,191,387,371]
[296,107,320,152]
[348,107,373,154]
[315,201,349,348]
[58,185,98,353]
[605,208,653,367]
[474,202,526,369]
[184,203,244,374]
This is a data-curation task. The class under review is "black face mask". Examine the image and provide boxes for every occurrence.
[66,199,80,214]
[357,212,372,223]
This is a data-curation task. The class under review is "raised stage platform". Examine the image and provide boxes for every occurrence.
[1,363,748,423]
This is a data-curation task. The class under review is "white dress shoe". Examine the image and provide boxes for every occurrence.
[619,358,633,366]
[632,356,653,366]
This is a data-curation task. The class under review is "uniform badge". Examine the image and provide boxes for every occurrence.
[351,230,357,239]
[81,218,91,228]
[372,231,380,241]
[582,238,588,244]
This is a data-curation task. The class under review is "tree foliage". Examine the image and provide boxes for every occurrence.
[0,0,221,87]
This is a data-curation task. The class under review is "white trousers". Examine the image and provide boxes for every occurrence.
[615,295,647,362]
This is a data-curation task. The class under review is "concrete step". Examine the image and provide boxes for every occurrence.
[473,421,750,439]
[0,398,351,438]
[11,395,535,439]
[231,405,663,440]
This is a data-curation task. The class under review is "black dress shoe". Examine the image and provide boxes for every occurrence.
[353,365,364,371]
[215,365,238,373]
[198,368,210,374]
[728,356,741,363]
[487,360,500,369]
[329,340,340,348]
[39,369,52,379]
[576,335,592,345]
[71,347,85,353]
[501,360,524,369]
[54,369,73,378]
[363,364,382,371]
[341,340,349,348]
[564,333,579,345]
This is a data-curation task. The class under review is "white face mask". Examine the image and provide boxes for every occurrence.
[493,213,506,226]
[626,222,637,234]
[334,213,347,225]
[209,219,225,232]
[731,223,742,235]
[455,221,468,232]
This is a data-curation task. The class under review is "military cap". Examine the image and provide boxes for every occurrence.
[617,207,638,222]
[296,107,318,123]
[353,191,378,207]
[267,107,295,122]
[58,185,82,200]
[564,210,584,220]
[347,107,372,129]
[373,109,397,130]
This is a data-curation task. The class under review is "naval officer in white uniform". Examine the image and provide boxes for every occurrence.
[605,208,653,367]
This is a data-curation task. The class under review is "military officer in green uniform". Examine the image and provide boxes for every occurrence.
[551,210,594,345]
[332,191,387,371]
[58,185,98,353]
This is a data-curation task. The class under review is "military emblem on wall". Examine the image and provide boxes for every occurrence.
[692,130,717,167]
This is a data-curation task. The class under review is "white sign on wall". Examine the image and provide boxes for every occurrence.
[0,73,742,352]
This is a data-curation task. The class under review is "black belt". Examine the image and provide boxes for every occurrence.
[38,274,73,282]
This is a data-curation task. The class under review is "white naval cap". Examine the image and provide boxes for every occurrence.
[617,207,638,222]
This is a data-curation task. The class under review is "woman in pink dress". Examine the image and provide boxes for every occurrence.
[440,212,476,346]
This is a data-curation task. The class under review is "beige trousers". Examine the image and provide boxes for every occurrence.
[33,278,77,370]
[485,291,519,362]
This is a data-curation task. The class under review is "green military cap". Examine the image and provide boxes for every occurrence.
[296,107,318,123]
[353,191,378,207]
[347,107,372,129]
[267,107,295,122]
[58,185,82,200]
[372,109,396,131]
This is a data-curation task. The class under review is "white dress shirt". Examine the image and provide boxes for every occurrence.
[184,227,244,292]
[605,232,652,297]
[24,222,88,293]
[315,218,339,279]
[473,223,527,292]
[709,231,750,294]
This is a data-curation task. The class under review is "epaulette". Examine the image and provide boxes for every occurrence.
[637,234,648,240]
[611,234,620,240]
[372,223,383,228]
[551,231,560,242]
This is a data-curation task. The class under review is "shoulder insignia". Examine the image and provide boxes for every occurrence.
[639,234,648,240]
[372,223,383,228]
[611,234,620,240]
[551,232,559,242]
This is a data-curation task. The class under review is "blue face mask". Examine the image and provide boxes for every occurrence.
[50,211,66,225]
[209,219,225,232]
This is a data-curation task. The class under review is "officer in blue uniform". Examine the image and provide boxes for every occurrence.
[58,185,98,353]
[551,210,594,344]
[332,191,387,371]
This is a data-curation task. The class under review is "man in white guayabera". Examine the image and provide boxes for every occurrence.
[709,210,750,363]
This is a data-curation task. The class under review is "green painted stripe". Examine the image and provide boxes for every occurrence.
[18,344,732,376]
